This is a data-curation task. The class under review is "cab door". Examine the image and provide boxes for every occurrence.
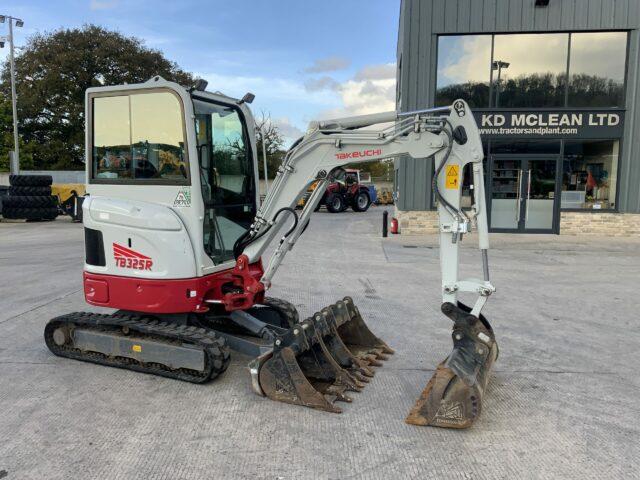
[193,98,258,265]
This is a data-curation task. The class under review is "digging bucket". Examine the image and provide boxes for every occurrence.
[406,302,498,429]
[253,297,392,413]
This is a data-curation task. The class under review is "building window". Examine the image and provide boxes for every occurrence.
[435,35,492,108]
[568,32,627,108]
[435,32,628,110]
[492,33,568,108]
[561,140,619,210]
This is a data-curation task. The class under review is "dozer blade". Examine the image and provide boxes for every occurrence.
[252,297,392,413]
[406,302,498,429]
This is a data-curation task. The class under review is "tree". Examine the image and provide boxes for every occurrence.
[0,25,194,171]
[344,159,393,179]
[254,111,286,179]
[435,72,624,109]
[436,81,490,108]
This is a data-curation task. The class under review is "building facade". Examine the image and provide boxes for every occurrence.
[395,0,640,235]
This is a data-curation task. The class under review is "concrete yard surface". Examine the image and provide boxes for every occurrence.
[0,210,639,479]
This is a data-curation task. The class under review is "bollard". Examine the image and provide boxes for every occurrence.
[382,210,388,238]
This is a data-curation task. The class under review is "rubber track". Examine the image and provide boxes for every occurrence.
[44,312,230,383]
[262,296,300,327]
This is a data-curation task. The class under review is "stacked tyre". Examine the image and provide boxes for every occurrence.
[2,175,58,221]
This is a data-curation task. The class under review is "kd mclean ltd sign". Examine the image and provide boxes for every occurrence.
[473,109,625,139]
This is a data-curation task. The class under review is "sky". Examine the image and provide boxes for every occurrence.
[0,0,400,142]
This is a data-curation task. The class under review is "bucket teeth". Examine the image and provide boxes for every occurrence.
[406,302,498,429]
[352,371,371,383]
[255,297,391,413]
[373,350,391,361]
[326,384,353,403]
[360,354,383,367]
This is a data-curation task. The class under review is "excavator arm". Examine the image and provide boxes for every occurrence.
[231,100,498,428]
[231,100,494,314]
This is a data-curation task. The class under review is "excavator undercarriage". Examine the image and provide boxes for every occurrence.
[45,296,393,414]
[45,76,498,429]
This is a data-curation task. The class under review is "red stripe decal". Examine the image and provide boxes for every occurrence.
[113,246,141,258]
[112,243,151,259]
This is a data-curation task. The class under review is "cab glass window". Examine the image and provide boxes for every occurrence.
[194,99,256,265]
[92,91,188,182]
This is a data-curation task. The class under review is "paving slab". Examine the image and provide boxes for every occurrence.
[0,210,638,479]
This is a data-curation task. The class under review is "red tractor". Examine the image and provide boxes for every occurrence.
[315,169,374,213]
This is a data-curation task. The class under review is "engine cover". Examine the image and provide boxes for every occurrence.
[83,196,197,279]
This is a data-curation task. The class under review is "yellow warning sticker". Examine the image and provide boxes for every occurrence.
[445,165,459,189]
[132,345,142,353]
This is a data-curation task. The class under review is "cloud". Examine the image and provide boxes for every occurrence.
[304,76,340,92]
[255,115,305,143]
[318,62,397,119]
[354,63,396,81]
[271,117,305,140]
[439,36,492,85]
[304,56,350,73]
[195,62,397,140]
[90,0,118,10]
[194,70,336,142]
[195,72,336,105]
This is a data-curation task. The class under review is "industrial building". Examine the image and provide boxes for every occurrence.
[395,0,640,235]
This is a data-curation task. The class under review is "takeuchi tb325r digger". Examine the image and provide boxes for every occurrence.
[45,76,498,428]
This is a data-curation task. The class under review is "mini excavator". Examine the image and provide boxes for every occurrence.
[45,76,498,428]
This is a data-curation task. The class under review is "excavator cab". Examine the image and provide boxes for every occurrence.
[85,76,261,277]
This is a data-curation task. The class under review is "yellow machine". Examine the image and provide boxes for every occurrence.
[51,183,86,204]
[376,187,394,205]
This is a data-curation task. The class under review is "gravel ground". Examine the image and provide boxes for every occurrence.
[0,209,638,479]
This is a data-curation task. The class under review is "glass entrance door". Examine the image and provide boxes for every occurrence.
[489,156,558,233]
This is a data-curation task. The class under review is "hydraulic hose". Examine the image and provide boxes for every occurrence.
[273,207,299,239]
[433,120,468,223]
[432,123,458,220]
[233,207,299,259]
